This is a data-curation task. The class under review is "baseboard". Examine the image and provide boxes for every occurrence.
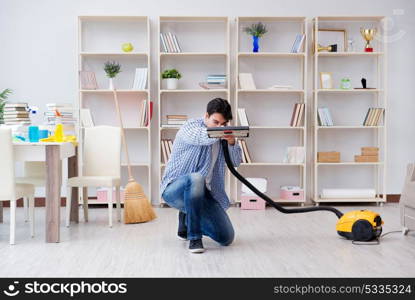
[0,195,402,207]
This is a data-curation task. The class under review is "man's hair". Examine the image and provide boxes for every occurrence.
[206,98,233,121]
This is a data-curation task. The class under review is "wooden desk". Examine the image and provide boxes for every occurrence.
[13,142,77,243]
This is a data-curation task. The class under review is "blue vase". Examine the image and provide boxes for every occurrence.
[253,36,259,52]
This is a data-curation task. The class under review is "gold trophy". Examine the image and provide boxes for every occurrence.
[360,28,376,52]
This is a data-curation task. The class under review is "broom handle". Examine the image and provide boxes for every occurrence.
[112,89,134,180]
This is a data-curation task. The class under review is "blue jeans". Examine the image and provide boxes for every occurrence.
[162,173,234,246]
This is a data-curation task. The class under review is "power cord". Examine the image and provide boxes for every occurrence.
[351,230,404,246]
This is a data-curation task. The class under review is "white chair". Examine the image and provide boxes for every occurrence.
[16,162,46,221]
[0,128,35,244]
[66,126,122,227]
[400,163,415,235]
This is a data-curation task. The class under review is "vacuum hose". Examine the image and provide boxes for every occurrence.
[222,139,344,219]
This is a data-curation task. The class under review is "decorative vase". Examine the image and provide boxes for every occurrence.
[165,78,179,90]
[109,78,114,90]
[252,36,260,52]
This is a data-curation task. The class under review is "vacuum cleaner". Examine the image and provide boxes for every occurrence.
[207,126,383,242]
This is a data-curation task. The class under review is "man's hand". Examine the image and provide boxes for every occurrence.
[222,135,235,145]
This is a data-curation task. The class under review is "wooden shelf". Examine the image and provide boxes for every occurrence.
[80,89,148,93]
[79,16,152,204]
[250,126,305,129]
[317,52,383,57]
[317,162,383,166]
[80,52,148,56]
[314,197,385,203]
[239,163,305,167]
[238,89,304,94]
[160,89,228,93]
[316,89,383,93]
[238,52,305,57]
[160,52,227,57]
[317,126,384,129]
[121,163,150,167]
[313,16,387,204]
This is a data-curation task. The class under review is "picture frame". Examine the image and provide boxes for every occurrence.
[318,29,348,52]
[320,72,333,89]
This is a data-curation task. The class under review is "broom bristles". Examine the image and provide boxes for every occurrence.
[124,180,156,224]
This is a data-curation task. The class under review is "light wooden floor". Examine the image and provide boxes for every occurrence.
[0,203,414,277]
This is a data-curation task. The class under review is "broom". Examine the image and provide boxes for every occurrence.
[112,89,156,223]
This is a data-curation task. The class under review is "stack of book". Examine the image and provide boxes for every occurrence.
[165,115,187,127]
[161,139,174,163]
[199,74,226,89]
[363,108,384,126]
[355,147,379,163]
[3,103,30,125]
[317,107,334,126]
[44,103,76,126]
[290,34,305,53]
[290,103,305,127]
[139,100,153,127]
[132,68,148,90]
[238,139,252,163]
[160,33,182,53]
[237,108,250,126]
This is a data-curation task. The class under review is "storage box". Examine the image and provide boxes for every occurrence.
[361,147,379,152]
[361,149,379,156]
[317,151,340,163]
[280,186,304,201]
[240,194,266,210]
[96,188,125,203]
[355,155,379,162]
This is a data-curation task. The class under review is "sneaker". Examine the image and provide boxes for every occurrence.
[189,239,205,253]
[177,211,187,241]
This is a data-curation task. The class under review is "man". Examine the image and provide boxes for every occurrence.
[160,98,242,253]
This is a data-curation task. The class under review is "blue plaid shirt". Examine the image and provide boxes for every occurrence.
[160,118,242,210]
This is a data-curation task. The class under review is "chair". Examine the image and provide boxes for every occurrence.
[16,162,46,221]
[0,128,35,244]
[400,163,415,235]
[66,126,122,227]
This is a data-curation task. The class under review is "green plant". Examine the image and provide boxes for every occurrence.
[104,61,121,78]
[243,22,268,37]
[0,88,12,123]
[161,69,182,79]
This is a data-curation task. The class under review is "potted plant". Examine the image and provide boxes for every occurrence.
[161,69,182,90]
[243,22,268,52]
[104,61,121,90]
[0,88,12,124]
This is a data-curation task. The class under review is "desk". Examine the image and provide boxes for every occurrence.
[13,142,77,243]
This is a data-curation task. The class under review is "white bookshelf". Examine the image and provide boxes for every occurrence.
[234,16,307,206]
[158,16,231,205]
[78,16,152,205]
[313,16,387,205]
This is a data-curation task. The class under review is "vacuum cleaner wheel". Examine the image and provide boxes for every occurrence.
[352,219,375,241]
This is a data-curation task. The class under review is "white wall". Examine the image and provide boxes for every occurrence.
[1,0,414,201]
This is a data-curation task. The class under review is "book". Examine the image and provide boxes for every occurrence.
[132,68,148,90]
[291,103,300,127]
[241,140,252,163]
[324,107,333,126]
[161,140,168,163]
[238,139,247,163]
[168,140,174,155]
[80,108,94,127]
[296,103,305,127]
[145,101,153,127]
[172,34,182,52]
[238,73,256,90]
[237,108,249,126]
[79,71,98,90]
[290,34,305,53]
[160,33,168,52]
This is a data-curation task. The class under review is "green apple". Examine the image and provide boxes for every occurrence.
[122,43,134,52]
